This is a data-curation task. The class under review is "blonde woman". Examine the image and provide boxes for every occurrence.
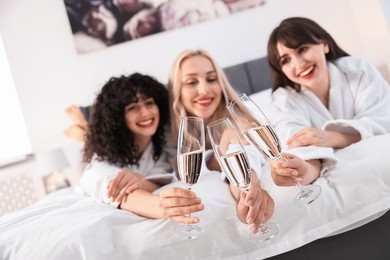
[167,49,274,234]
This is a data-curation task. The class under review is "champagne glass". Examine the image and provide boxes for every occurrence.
[174,116,205,239]
[207,117,279,242]
[227,93,321,208]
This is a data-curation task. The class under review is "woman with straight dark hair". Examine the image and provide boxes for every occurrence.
[266,17,390,187]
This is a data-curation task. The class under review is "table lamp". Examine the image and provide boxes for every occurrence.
[35,148,71,193]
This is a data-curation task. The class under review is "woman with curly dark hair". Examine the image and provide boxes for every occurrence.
[79,73,177,209]
[77,73,206,223]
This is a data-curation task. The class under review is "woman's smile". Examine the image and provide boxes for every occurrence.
[299,65,315,78]
[136,118,154,127]
[195,96,214,107]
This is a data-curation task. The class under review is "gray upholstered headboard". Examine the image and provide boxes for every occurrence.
[223,57,272,95]
[80,57,273,122]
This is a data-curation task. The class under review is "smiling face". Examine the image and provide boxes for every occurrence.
[277,41,330,92]
[124,95,160,142]
[179,55,222,123]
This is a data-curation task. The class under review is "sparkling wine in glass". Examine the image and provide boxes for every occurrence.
[227,93,321,208]
[207,117,279,242]
[174,116,205,239]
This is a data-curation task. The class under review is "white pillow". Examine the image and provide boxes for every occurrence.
[248,88,272,117]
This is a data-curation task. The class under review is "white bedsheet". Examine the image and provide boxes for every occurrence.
[1,134,390,260]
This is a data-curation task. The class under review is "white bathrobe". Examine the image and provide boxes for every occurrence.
[271,56,390,174]
[77,142,176,207]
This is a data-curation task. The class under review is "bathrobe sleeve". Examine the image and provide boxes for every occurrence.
[271,88,338,176]
[323,57,390,138]
[77,143,176,207]
[77,159,121,207]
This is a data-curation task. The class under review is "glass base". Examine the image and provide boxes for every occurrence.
[249,222,279,242]
[174,224,203,239]
[293,184,321,208]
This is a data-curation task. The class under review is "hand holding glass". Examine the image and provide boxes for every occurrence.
[175,116,205,239]
[227,93,321,207]
[207,117,279,242]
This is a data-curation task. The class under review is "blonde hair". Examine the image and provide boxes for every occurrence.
[167,49,240,146]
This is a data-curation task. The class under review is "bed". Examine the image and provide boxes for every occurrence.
[1,58,390,259]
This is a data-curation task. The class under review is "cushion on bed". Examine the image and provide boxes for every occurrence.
[249,88,272,116]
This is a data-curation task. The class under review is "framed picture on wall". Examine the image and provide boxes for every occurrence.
[64,0,266,54]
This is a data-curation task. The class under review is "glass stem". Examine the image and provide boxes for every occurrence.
[187,186,193,229]
[296,182,304,193]
[277,153,306,194]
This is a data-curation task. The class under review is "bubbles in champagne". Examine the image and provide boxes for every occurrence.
[177,151,203,188]
[244,125,281,159]
[220,151,251,191]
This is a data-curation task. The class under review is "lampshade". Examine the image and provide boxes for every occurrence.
[35,148,70,176]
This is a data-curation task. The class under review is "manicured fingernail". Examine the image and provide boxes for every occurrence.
[246,217,254,224]
[193,218,199,223]
[291,170,298,176]
[247,200,253,206]
[197,204,204,210]
[250,225,257,234]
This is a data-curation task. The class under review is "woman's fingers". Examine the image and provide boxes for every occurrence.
[160,187,197,199]
[273,174,302,186]
[250,192,275,234]
[245,186,263,227]
[159,196,201,208]
[112,177,129,199]
[107,171,125,197]
[114,183,138,202]
[270,154,302,186]
[244,186,258,207]
[125,183,139,194]
[263,195,275,224]
[245,200,259,227]
[271,162,298,177]
[254,190,271,224]
[158,187,204,222]
[236,188,276,235]
[162,203,204,216]
[168,215,200,224]
[236,192,249,223]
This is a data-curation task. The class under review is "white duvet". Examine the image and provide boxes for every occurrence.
[1,133,390,260]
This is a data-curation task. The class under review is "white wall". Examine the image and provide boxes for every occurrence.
[381,0,390,29]
[1,0,389,154]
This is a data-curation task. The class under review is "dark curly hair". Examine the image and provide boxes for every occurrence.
[267,17,349,92]
[83,73,169,167]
